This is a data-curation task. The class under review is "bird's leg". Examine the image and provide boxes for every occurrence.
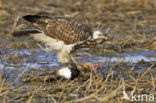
[71,56,78,65]
[69,41,88,66]
[57,51,70,63]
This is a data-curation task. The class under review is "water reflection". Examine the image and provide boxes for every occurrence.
[0,48,156,70]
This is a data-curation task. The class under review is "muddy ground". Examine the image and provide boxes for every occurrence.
[0,0,156,103]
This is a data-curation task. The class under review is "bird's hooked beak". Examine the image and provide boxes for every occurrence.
[96,29,109,43]
[102,32,108,40]
[96,33,108,44]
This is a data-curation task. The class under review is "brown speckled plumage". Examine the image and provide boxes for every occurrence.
[13,15,108,63]
[23,15,93,45]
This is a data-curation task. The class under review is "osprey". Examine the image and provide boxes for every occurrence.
[13,15,108,63]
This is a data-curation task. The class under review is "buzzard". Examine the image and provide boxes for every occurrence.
[13,15,108,63]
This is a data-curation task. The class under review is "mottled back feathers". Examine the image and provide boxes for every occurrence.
[22,15,93,44]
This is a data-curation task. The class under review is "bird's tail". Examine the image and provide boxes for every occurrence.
[22,15,51,23]
[12,29,41,37]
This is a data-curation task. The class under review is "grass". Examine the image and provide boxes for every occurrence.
[0,0,156,102]
[0,62,155,102]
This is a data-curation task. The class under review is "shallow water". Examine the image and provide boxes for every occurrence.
[0,35,155,90]
[1,48,156,66]
[96,50,156,63]
[0,48,156,72]
[0,30,156,84]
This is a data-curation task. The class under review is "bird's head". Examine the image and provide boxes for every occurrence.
[92,30,108,43]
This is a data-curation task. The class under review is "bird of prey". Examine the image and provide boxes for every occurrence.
[13,15,108,63]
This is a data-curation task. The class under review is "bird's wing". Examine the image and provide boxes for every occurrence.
[23,15,93,44]
[45,20,92,44]
[13,29,41,37]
